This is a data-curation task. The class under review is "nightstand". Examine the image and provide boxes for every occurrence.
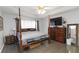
[5,35,18,45]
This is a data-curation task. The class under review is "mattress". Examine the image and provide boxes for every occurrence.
[17,31,48,45]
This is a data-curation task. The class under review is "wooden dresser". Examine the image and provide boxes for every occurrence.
[48,27,66,43]
[5,35,18,45]
[48,27,55,40]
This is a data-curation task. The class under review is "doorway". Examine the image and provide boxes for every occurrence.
[67,24,78,46]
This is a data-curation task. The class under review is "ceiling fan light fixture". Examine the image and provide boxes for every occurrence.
[38,9,46,14]
[37,6,46,14]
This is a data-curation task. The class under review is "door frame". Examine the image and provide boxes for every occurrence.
[67,24,78,46]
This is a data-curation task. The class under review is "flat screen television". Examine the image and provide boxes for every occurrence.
[50,17,62,26]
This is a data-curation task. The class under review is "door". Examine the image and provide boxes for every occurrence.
[67,24,78,46]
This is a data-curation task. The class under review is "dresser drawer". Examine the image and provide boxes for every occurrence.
[55,37,64,42]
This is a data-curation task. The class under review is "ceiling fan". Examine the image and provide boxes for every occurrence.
[37,6,55,14]
[37,6,46,14]
[37,6,51,14]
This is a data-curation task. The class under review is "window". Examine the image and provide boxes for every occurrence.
[21,20,37,29]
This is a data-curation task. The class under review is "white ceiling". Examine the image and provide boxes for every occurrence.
[0,6,79,18]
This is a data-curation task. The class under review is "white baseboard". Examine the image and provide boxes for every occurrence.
[0,44,4,53]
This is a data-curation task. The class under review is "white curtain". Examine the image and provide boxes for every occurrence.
[21,20,36,29]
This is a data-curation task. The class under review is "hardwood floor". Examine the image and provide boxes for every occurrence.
[2,40,79,53]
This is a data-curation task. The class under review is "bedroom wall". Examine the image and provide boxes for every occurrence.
[41,8,79,45]
[39,17,49,34]
[0,10,4,52]
[3,13,37,36]
[39,18,45,32]
[3,13,16,36]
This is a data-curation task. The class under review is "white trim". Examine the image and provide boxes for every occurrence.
[0,44,4,53]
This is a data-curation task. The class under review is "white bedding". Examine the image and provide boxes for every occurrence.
[17,31,48,45]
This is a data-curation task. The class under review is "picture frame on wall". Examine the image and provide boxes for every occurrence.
[0,16,3,31]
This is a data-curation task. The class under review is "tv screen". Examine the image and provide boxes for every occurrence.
[50,17,62,26]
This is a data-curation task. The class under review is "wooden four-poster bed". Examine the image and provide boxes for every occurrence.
[15,8,49,52]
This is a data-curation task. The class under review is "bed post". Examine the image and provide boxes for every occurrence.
[19,8,23,52]
[48,15,51,43]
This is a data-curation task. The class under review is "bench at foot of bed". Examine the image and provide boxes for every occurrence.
[19,36,49,52]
